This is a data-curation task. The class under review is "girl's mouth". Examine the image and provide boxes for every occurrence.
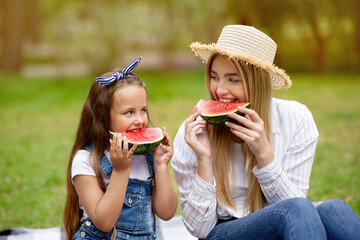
[126,128,142,133]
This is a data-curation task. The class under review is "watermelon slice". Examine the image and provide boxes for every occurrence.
[197,99,251,126]
[109,128,164,155]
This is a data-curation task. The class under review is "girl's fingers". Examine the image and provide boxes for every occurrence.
[122,136,128,152]
[128,142,137,155]
[116,134,123,151]
[162,127,173,147]
[160,143,170,152]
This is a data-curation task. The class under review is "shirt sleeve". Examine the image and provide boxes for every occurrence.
[252,101,319,204]
[71,150,96,183]
[171,122,218,239]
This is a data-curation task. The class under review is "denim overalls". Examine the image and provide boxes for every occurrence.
[73,148,156,240]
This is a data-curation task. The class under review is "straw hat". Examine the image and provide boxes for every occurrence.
[190,25,291,89]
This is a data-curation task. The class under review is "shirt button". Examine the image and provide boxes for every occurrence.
[85,220,91,227]
[80,231,85,237]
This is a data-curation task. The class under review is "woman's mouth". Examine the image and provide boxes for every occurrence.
[219,98,238,103]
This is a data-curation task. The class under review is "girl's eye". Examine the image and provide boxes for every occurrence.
[141,109,147,113]
[125,111,132,115]
[210,75,219,81]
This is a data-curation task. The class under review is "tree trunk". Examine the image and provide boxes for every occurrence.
[1,0,25,72]
[354,0,360,69]
[25,0,41,44]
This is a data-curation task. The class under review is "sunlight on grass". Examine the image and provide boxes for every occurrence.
[0,72,359,229]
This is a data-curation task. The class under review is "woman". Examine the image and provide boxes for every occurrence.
[171,25,360,240]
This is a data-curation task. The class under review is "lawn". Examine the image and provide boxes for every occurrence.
[0,71,359,230]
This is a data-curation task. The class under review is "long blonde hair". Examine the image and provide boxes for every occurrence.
[63,72,148,240]
[205,54,272,214]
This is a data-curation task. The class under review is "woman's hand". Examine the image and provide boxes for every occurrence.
[153,127,173,166]
[226,106,274,168]
[110,133,137,172]
[184,106,211,161]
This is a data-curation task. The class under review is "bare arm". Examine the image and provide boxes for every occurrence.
[152,127,178,220]
[73,134,136,232]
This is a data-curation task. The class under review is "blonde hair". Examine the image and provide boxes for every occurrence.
[205,54,272,213]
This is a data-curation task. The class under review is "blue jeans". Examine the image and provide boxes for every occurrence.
[205,198,360,240]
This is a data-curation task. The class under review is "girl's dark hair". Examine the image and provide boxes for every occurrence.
[63,72,147,240]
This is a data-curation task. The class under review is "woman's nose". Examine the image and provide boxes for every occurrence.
[217,80,228,95]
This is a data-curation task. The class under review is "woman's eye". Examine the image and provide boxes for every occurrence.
[229,78,241,83]
[210,76,219,80]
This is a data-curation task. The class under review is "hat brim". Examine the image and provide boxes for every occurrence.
[190,42,291,89]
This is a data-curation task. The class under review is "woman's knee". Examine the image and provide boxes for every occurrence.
[280,197,315,214]
[316,199,348,215]
[316,199,357,222]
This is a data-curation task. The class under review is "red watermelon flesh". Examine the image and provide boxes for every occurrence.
[122,128,163,143]
[198,100,250,116]
[109,128,164,154]
[197,99,251,125]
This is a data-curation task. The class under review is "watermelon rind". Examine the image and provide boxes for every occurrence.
[109,128,164,155]
[198,100,251,126]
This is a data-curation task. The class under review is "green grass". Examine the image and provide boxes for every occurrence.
[0,72,359,229]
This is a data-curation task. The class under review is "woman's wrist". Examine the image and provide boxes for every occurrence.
[255,146,275,169]
[197,156,214,184]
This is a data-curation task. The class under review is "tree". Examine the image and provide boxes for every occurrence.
[1,0,25,72]
[1,0,41,73]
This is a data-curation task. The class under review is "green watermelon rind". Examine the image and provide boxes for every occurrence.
[109,128,164,155]
[200,102,251,126]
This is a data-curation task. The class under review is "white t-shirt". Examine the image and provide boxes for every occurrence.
[71,149,150,219]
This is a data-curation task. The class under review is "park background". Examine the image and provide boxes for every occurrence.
[0,0,359,230]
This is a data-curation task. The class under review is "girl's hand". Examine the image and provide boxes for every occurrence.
[153,127,173,166]
[184,106,211,161]
[226,107,274,167]
[110,133,137,172]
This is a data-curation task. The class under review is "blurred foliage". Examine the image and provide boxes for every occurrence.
[0,0,360,74]
[0,0,359,73]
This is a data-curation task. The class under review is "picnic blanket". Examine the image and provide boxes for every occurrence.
[0,216,196,240]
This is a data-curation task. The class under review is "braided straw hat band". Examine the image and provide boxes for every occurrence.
[190,25,291,89]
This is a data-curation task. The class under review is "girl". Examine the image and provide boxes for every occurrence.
[63,57,178,240]
[171,25,360,239]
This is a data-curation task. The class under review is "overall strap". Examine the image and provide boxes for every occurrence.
[83,144,113,176]
[146,152,155,180]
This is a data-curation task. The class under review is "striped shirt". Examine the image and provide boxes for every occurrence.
[170,98,319,238]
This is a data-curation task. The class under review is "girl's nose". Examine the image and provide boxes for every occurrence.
[134,114,144,124]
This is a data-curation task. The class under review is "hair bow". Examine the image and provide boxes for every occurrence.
[95,57,142,86]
